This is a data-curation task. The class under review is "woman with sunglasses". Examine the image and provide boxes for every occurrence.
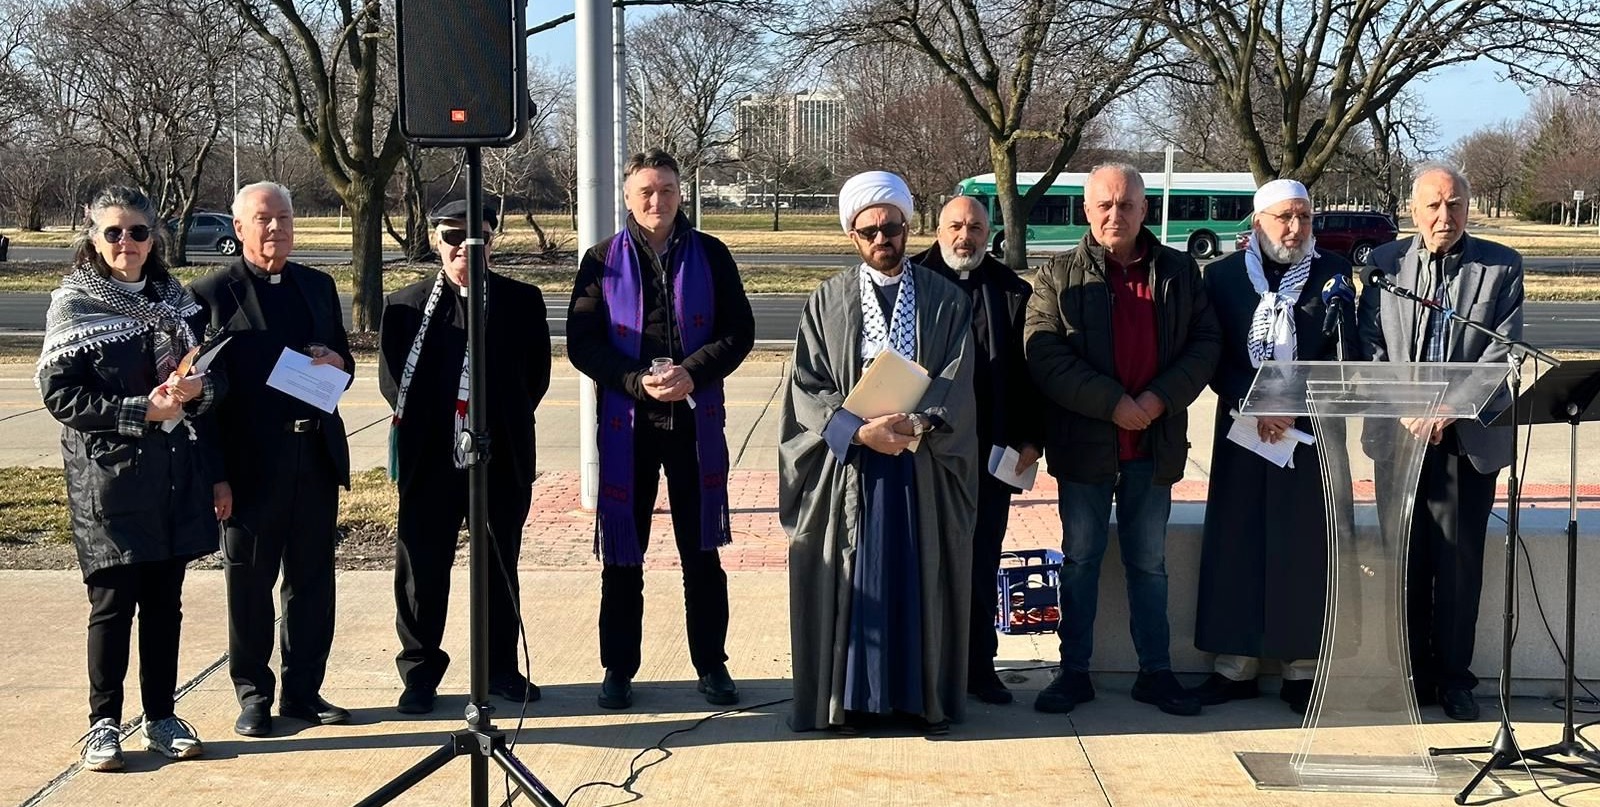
[37,186,226,771]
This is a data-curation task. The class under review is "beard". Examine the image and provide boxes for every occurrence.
[939,242,985,273]
[860,241,905,273]
[1258,230,1314,265]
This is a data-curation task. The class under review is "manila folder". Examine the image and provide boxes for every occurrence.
[842,349,931,419]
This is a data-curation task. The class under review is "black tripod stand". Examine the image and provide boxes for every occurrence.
[1511,361,1600,766]
[1419,334,1592,803]
[354,148,562,807]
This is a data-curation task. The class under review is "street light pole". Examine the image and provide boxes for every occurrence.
[576,0,616,510]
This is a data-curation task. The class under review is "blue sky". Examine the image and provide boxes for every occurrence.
[529,5,1528,154]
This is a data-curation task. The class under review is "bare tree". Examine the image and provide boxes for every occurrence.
[29,0,240,264]
[1154,1,1600,187]
[625,8,768,221]
[227,0,407,331]
[830,45,989,233]
[1515,89,1600,223]
[785,0,1171,269]
[1453,123,1524,218]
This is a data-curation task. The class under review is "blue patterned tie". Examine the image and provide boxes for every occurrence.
[1422,256,1451,363]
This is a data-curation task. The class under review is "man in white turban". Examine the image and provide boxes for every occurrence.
[1191,176,1355,714]
[780,170,978,734]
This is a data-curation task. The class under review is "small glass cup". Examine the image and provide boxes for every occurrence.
[650,357,673,376]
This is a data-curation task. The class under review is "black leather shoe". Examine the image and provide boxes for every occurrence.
[1191,673,1260,706]
[280,695,351,725]
[1279,679,1312,715]
[598,670,633,710]
[1033,670,1095,714]
[488,674,543,704]
[968,671,1015,705]
[396,686,436,715]
[697,665,740,706]
[235,703,271,737]
[1131,670,1202,716]
[1440,687,1480,721]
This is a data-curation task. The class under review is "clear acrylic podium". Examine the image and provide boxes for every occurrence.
[1232,360,1511,794]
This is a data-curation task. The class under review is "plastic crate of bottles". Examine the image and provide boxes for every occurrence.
[996,548,1063,635]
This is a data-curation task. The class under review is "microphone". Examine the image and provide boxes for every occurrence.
[1321,274,1354,336]
[1360,264,1442,310]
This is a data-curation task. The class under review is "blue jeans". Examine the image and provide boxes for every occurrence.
[1056,459,1173,673]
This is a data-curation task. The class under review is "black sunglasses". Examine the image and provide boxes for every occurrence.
[853,222,907,241]
[101,225,151,244]
[438,228,492,247]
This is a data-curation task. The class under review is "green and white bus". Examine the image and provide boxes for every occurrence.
[954,171,1259,259]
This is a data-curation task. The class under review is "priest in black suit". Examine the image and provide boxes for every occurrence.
[908,195,1044,706]
[378,200,552,715]
[189,181,354,737]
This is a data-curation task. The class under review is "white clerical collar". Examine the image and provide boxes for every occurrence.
[958,270,971,280]
[109,276,147,293]
[858,262,906,287]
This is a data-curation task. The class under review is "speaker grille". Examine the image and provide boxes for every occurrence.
[397,0,525,145]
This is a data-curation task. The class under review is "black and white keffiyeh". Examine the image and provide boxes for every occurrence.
[389,271,480,478]
[858,261,917,363]
[1244,238,1315,368]
[37,263,200,385]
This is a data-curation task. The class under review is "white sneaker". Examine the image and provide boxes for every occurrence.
[143,716,204,760]
[78,717,125,771]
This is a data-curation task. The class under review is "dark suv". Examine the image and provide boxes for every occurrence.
[1312,211,1397,265]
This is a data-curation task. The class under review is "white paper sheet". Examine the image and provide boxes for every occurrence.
[265,347,350,414]
[987,444,1039,491]
[1226,409,1314,468]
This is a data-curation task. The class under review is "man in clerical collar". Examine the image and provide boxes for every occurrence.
[781,170,978,734]
[190,181,354,737]
[909,197,1043,706]
[1358,163,1525,722]
[377,199,552,715]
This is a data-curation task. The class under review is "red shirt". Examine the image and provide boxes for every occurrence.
[1107,249,1158,462]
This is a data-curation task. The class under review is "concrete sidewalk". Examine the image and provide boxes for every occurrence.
[10,567,1600,807]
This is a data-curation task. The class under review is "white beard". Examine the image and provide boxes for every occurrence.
[939,243,985,273]
[1258,231,1314,265]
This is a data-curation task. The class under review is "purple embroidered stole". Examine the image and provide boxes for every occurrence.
[596,228,731,565]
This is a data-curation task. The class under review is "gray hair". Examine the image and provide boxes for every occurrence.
[232,181,295,219]
[1411,162,1472,203]
[71,185,171,280]
[1087,162,1146,195]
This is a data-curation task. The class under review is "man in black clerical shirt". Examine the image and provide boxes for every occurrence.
[191,181,354,737]
[378,200,552,715]
[909,196,1043,706]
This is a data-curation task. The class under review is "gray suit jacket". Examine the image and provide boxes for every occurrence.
[1356,232,1525,473]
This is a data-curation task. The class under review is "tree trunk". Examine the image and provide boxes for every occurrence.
[991,141,1029,272]
[346,184,385,332]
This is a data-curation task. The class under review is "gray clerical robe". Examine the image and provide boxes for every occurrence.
[779,264,978,732]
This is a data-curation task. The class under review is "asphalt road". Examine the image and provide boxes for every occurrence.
[0,289,1595,349]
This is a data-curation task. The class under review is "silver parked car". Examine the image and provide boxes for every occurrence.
[177,211,241,256]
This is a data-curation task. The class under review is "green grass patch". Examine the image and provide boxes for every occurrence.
[0,466,398,547]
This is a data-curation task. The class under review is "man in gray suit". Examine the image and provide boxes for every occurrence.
[1358,162,1524,722]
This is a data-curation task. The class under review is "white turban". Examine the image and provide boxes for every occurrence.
[1253,179,1311,214]
[838,171,913,233]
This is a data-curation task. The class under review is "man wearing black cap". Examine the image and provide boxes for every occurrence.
[378,200,552,714]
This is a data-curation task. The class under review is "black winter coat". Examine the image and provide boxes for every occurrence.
[39,313,225,580]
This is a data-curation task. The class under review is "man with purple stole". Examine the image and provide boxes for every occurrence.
[568,149,755,710]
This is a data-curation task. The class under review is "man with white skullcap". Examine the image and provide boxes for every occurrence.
[781,170,979,734]
[1025,163,1220,718]
[1190,178,1356,715]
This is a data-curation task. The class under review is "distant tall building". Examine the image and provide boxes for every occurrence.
[736,92,845,168]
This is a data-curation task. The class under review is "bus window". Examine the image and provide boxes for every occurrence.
[1143,197,1163,226]
[1171,195,1210,221]
[1213,195,1252,222]
[1030,197,1073,225]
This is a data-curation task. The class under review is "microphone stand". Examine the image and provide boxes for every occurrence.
[1375,278,1589,803]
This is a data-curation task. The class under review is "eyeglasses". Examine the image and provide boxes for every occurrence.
[101,225,151,244]
[1263,212,1312,227]
[852,222,907,241]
